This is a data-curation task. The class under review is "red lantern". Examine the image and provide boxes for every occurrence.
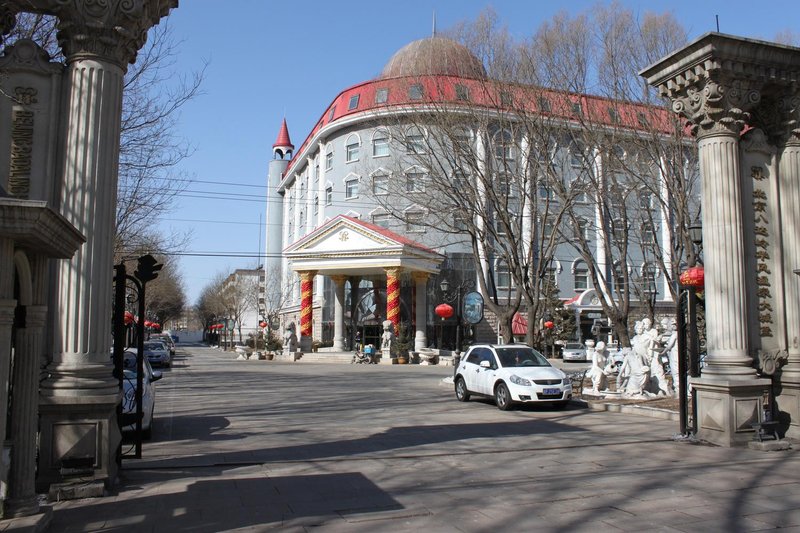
[435,303,454,319]
[680,266,705,288]
[124,311,134,325]
[259,321,268,328]
[144,320,153,328]
[544,320,555,329]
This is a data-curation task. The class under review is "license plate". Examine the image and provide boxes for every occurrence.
[543,388,560,395]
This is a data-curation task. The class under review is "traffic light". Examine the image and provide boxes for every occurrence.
[134,254,162,283]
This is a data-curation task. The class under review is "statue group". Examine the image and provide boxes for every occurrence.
[587,317,680,399]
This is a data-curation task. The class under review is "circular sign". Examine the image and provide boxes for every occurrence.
[462,291,484,324]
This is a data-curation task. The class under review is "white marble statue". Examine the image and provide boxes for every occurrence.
[661,318,679,395]
[588,341,610,393]
[381,319,395,355]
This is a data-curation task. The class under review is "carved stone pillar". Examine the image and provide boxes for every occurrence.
[5,306,46,517]
[413,272,429,352]
[298,270,316,352]
[777,93,800,438]
[0,297,16,511]
[16,0,178,489]
[330,275,347,351]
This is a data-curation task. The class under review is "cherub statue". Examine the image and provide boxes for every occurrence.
[660,318,679,394]
[588,341,611,393]
[380,320,395,355]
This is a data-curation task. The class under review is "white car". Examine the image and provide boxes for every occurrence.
[562,342,588,362]
[455,344,573,410]
[120,351,162,438]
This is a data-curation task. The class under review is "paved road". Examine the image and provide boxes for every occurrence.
[46,344,799,532]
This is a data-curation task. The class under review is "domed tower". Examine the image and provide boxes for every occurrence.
[264,119,294,314]
[379,36,487,80]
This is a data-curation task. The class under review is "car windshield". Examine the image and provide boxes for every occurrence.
[565,343,584,350]
[144,342,164,350]
[496,347,549,368]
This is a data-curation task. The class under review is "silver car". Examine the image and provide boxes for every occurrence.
[562,342,588,362]
[121,351,162,438]
[143,340,171,367]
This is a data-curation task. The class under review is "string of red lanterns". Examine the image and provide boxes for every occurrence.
[680,265,705,288]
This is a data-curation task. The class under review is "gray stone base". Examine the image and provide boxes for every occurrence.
[0,506,51,532]
[774,379,800,439]
[747,440,793,452]
[48,480,106,501]
[692,376,772,447]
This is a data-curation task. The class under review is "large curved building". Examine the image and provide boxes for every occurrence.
[264,35,683,357]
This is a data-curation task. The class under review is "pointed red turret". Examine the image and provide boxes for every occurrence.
[273,118,294,150]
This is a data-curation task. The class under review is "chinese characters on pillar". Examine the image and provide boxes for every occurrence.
[751,165,773,338]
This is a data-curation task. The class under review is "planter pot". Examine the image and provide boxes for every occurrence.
[397,357,408,364]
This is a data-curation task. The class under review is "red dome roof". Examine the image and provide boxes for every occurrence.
[273,118,293,149]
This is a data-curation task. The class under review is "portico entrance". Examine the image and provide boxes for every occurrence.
[284,215,443,361]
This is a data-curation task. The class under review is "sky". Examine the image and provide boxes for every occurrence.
[158,0,800,304]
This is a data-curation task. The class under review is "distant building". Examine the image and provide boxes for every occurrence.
[264,36,691,354]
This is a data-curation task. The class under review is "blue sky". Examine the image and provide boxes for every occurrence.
[160,0,799,304]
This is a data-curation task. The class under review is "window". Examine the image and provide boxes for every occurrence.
[642,264,657,295]
[372,173,389,195]
[348,94,360,110]
[494,130,514,161]
[405,211,424,232]
[642,221,655,244]
[500,91,513,106]
[454,211,468,231]
[540,218,556,240]
[571,179,588,204]
[571,102,582,115]
[375,88,389,104]
[496,262,513,289]
[345,134,360,162]
[569,142,585,169]
[405,172,425,193]
[313,195,319,217]
[608,106,620,124]
[538,96,551,112]
[496,174,514,197]
[455,84,470,101]
[372,131,389,157]
[638,190,652,209]
[409,83,424,100]
[574,262,589,290]
[576,217,591,241]
[613,261,627,290]
[372,213,390,228]
[453,128,472,153]
[452,170,469,190]
[345,177,359,199]
[538,178,554,200]
[328,105,336,121]
[637,112,649,127]
[325,149,333,170]
[543,266,558,289]
[325,185,333,205]
[406,129,425,154]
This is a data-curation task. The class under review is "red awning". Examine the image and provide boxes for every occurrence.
[512,313,527,335]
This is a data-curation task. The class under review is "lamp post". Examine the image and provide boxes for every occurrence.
[439,277,476,353]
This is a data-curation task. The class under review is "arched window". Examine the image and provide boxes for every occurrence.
[404,206,425,232]
[371,170,389,195]
[325,145,334,170]
[345,134,360,163]
[495,260,513,289]
[405,127,425,154]
[344,174,360,199]
[370,208,390,229]
[572,260,589,290]
[372,130,390,157]
[493,129,514,161]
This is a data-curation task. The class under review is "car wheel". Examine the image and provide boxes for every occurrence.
[455,377,470,402]
[495,382,512,411]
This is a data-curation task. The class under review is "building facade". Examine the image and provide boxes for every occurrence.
[264,36,693,355]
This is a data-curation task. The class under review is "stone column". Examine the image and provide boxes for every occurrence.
[777,95,800,438]
[330,275,347,351]
[298,270,316,352]
[0,297,15,509]
[413,272,429,352]
[385,267,401,335]
[670,77,769,446]
[5,305,46,517]
[26,0,177,489]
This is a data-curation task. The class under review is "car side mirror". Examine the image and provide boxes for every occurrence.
[152,371,163,382]
[480,360,491,369]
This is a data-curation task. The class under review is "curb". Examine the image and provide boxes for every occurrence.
[585,400,680,421]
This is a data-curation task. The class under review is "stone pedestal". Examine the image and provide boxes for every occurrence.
[692,377,771,447]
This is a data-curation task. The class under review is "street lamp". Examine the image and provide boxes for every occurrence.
[439,276,475,353]
[689,222,703,266]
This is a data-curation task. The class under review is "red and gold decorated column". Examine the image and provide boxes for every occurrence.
[299,271,317,348]
[385,268,402,334]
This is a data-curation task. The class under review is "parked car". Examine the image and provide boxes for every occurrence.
[454,344,573,410]
[120,351,162,439]
[151,333,176,355]
[562,342,588,362]
[143,340,171,367]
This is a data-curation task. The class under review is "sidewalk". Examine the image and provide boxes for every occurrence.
[8,345,800,532]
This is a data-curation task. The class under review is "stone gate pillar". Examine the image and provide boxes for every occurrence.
[331,275,347,351]
[641,34,774,446]
[5,0,178,489]
[413,272,429,352]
